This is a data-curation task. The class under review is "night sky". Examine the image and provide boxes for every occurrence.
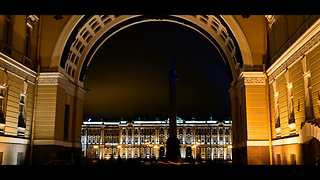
[84,21,232,120]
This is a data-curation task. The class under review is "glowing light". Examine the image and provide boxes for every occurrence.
[289,123,296,130]
[93,145,99,149]
[117,145,122,149]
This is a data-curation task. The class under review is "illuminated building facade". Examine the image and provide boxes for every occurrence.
[81,116,232,160]
[0,15,320,165]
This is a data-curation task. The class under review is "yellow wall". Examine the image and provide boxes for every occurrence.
[235,15,268,66]
[245,84,269,140]
[272,144,302,165]
[39,15,71,70]
[4,73,34,137]
[268,16,318,63]
[34,85,57,139]
[308,44,320,119]
[11,16,26,57]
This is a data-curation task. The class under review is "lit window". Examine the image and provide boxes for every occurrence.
[18,94,26,129]
[0,86,7,130]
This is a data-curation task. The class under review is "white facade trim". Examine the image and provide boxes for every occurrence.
[38,72,78,96]
[267,18,320,78]
[0,136,29,144]
[239,71,266,85]
[272,136,302,146]
[0,53,37,83]
[247,140,269,146]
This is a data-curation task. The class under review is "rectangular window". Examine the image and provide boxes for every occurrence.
[290,154,296,165]
[18,94,26,129]
[64,104,70,141]
[276,154,281,165]
[0,152,3,165]
[17,152,24,165]
[0,86,6,127]
[2,16,13,54]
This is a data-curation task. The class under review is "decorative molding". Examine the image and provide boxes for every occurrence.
[267,18,320,83]
[0,136,29,144]
[38,72,77,96]
[38,72,62,85]
[33,140,81,148]
[57,15,250,83]
[272,136,301,146]
[239,71,266,85]
[265,15,278,29]
[26,15,39,29]
[0,53,37,83]
[247,140,269,146]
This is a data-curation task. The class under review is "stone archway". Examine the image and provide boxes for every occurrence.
[33,15,270,165]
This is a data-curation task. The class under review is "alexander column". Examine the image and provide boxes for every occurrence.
[166,58,181,161]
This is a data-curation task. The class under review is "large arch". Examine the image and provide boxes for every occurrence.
[51,15,253,86]
[33,15,271,165]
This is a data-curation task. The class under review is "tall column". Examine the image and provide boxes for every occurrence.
[229,80,245,164]
[166,58,180,161]
[32,72,85,165]
[239,71,270,165]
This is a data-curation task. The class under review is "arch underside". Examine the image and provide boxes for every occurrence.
[57,15,249,87]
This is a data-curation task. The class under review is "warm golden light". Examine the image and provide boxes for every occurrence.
[117,145,122,149]
[289,123,296,130]
[93,145,99,149]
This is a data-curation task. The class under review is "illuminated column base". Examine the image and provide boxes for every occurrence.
[237,72,271,165]
[272,136,304,165]
[247,140,270,165]
[32,72,85,165]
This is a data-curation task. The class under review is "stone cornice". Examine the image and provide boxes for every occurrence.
[267,18,320,83]
[38,72,86,98]
[0,53,37,83]
[239,72,266,85]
